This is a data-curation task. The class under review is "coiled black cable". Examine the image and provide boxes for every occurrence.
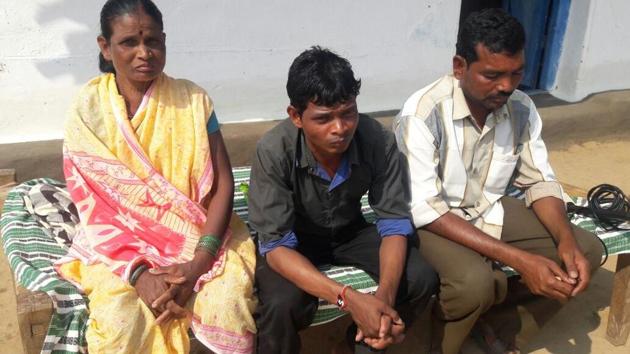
[567,183,630,266]
[568,184,630,230]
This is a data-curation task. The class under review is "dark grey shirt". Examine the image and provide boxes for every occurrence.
[248,115,414,256]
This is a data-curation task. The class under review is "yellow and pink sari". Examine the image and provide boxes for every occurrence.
[59,73,256,354]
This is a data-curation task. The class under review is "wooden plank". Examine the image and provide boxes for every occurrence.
[0,172,27,354]
[0,236,27,354]
[0,169,16,186]
[16,287,53,354]
[0,169,16,211]
[606,253,630,346]
[1,172,49,354]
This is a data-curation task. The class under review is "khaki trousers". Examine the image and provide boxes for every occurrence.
[419,197,604,354]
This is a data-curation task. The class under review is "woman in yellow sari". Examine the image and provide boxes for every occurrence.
[58,0,256,353]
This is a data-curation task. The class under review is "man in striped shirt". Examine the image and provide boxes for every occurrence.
[394,8,603,354]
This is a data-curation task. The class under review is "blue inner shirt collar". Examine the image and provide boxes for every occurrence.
[296,129,360,191]
[314,155,351,192]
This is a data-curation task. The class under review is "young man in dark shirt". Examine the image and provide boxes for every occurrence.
[248,46,438,354]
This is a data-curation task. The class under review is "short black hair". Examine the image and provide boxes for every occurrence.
[98,0,163,73]
[456,8,525,64]
[286,46,361,114]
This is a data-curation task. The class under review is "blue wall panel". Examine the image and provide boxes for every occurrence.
[504,0,552,89]
[539,0,571,90]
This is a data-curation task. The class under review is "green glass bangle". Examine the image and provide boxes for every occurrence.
[129,264,149,286]
[196,234,221,256]
[198,234,221,249]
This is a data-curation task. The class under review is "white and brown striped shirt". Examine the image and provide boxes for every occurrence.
[394,75,563,238]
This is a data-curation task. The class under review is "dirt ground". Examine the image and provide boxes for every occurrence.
[549,140,630,194]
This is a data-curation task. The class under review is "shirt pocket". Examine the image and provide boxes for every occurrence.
[484,152,519,196]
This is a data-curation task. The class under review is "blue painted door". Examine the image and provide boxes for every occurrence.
[503,0,552,90]
[503,0,570,90]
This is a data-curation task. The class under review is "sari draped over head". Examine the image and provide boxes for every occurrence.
[60,73,256,354]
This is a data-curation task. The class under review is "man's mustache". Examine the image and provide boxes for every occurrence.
[497,90,514,97]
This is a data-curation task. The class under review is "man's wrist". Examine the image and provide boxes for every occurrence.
[336,285,351,310]
[343,288,361,312]
[505,248,534,273]
[375,286,396,306]
[556,233,578,247]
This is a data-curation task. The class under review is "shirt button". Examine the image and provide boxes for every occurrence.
[465,215,472,220]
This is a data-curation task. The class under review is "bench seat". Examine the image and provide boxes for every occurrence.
[2,167,630,353]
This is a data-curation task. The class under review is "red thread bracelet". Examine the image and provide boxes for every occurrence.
[336,285,351,310]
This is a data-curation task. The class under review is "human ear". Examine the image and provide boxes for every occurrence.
[453,55,467,80]
[287,105,303,129]
[97,35,112,61]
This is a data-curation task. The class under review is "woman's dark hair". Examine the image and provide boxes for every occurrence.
[456,8,525,64]
[98,0,163,73]
[287,46,361,114]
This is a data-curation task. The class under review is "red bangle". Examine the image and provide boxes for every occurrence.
[336,285,351,310]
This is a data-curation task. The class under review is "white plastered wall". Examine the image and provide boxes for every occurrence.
[0,0,460,144]
[551,0,630,101]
